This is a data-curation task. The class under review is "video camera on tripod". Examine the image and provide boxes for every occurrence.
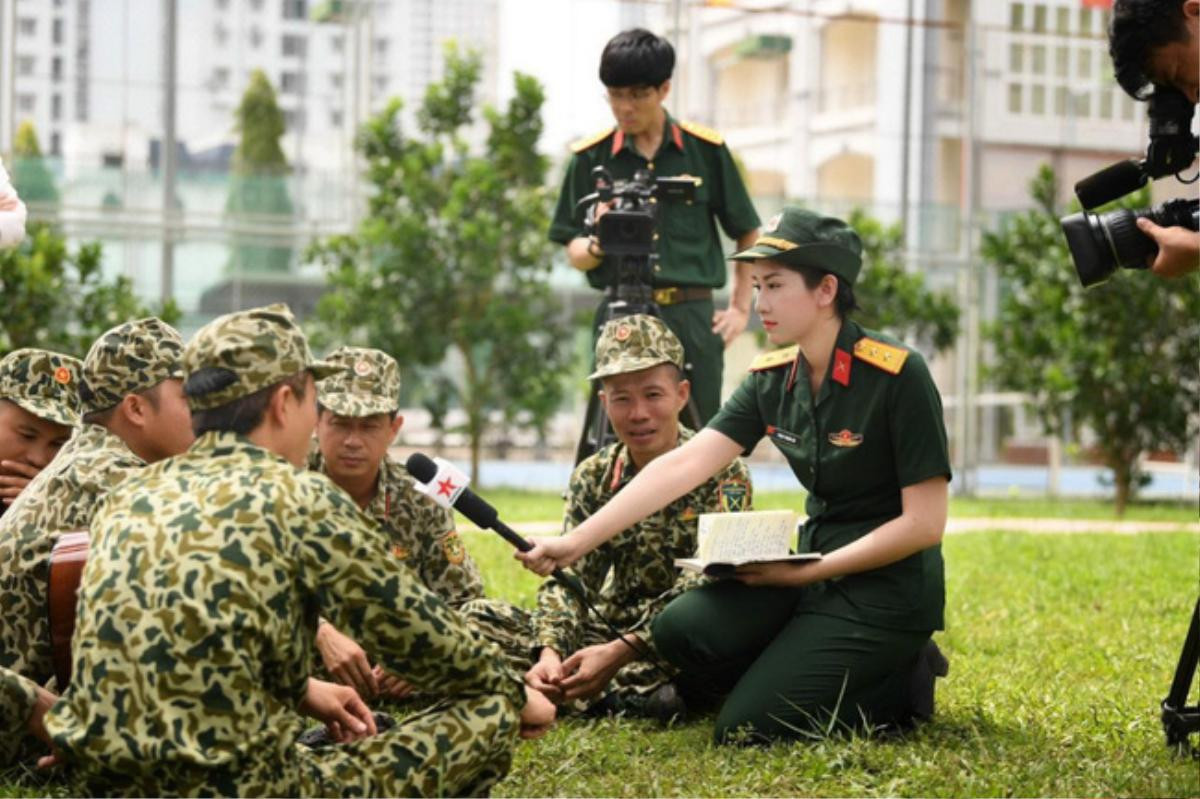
[572,166,701,463]
[1060,85,1199,287]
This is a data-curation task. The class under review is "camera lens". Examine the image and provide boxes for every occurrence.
[1061,208,1156,287]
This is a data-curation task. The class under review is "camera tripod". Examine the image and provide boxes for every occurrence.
[1162,597,1200,758]
[574,252,703,465]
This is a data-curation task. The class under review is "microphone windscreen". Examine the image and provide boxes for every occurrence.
[1074,160,1146,210]
[405,452,437,483]
[452,490,499,529]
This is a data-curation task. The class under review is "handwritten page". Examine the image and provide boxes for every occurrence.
[697,510,797,562]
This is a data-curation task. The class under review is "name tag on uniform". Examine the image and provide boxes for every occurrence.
[765,424,800,446]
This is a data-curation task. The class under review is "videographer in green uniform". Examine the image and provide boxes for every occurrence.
[549,28,761,426]
[521,206,951,744]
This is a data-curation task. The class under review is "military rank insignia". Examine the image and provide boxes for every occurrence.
[828,429,863,448]
[54,366,72,385]
[442,532,466,565]
[718,479,751,512]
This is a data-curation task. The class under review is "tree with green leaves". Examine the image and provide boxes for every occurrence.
[10,121,58,205]
[310,44,573,483]
[0,222,179,359]
[981,165,1199,515]
[846,208,960,354]
[226,69,294,274]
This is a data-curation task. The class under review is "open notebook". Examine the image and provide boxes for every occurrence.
[674,509,822,578]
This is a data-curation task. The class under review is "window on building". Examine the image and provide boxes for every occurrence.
[17,17,35,36]
[1077,48,1092,79]
[283,108,306,131]
[373,75,388,94]
[1078,7,1093,35]
[1031,84,1045,115]
[102,152,123,168]
[281,71,306,94]
[1120,93,1135,120]
[51,56,63,82]
[52,18,63,44]
[51,94,62,121]
[330,72,343,90]
[374,37,388,56]
[282,34,307,57]
[330,34,344,53]
[1054,86,1068,115]
[211,66,230,90]
[1031,44,1046,75]
[1055,46,1069,78]
[1073,91,1090,117]
[249,26,263,48]
[1009,43,1024,72]
[1009,2,1024,31]
[16,55,34,76]
[1099,90,1114,119]
[1032,4,1047,33]
[16,94,34,113]
[215,0,229,8]
[50,132,61,156]
[330,109,343,127]
[283,0,308,19]
[1007,83,1023,114]
[1055,6,1070,34]
[250,0,264,11]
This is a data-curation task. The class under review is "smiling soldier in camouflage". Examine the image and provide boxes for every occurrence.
[43,303,554,796]
[0,348,81,514]
[310,345,534,697]
[525,314,753,722]
[0,317,192,767]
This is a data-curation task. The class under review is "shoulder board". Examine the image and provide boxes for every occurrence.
[570,127,615,153]
[679,120,724,146]
[853,338,909,375]
[749,345,799,372]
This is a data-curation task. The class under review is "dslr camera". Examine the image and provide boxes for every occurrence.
[582,166,698,258]
[1060,85,1199,287]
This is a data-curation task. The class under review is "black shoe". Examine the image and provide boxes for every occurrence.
[296,711,396,748]
[908,640,950,722]
[623,683,688,726]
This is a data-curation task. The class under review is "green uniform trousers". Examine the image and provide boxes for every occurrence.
[651,580,930,744]
[592,297,723,426]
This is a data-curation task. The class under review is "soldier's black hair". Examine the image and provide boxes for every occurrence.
[790,264,860,319]
[81,382,164,426]
[599,28,674,88]
[191,372,309,437]
[1110,0,1191,98]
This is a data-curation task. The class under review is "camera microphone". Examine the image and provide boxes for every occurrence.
[1074,159,1147,210]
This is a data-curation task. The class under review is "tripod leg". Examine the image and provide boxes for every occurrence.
[1162,597,1200,756]
[574,380,613,465]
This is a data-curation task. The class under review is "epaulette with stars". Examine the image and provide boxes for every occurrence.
[748,345,799,372]
[679,120,724,146]
[570,126,616,154]
[853,337,909,375]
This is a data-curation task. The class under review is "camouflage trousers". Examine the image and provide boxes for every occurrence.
[560,615,678,714]
[457,598,535,677]
[66,693,519,798]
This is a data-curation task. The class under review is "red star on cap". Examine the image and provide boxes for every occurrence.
[436,477,457,497]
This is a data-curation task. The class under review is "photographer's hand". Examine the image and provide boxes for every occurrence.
[566,202,613,272]
[1137,219,1200,279]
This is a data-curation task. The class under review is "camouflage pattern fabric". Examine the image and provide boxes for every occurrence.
[535,426,753,704]
[0,424,143,689]
[0,665,38,765]
[317,346,402,417]
[0,348,82,427]
[183,303,337,410]
[589,313,685,380]
[44,431,524,797]
[77,316,184,414]
[456,596,536,676]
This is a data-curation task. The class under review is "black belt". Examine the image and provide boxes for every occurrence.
[606,286,713,306]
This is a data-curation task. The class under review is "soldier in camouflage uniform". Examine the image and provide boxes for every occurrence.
[526,314,753,719]
[0,665,55,767]
[44,303,554,796]
[0,348,81,514]
[309,346,533,696]
[0,319,191,708]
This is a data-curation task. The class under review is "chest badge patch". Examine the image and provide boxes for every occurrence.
[718,478,751,512]
[442,532,467,565]
[828,429,864,448]
[391,544,410,560]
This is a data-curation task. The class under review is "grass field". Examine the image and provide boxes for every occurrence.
[4,500,1198,797]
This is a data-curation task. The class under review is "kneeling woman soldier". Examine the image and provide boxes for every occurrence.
[520,206,951,744]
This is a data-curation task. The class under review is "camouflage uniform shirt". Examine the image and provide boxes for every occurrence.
[0,423,144,684]
[309,450,485,606]
[0,666,38,764]
[535,425,753,660]
[45,432,524,796]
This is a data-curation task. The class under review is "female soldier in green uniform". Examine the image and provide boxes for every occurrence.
[519,206,951,744]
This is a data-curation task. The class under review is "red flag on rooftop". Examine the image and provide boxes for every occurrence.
[1081,0,1113,8]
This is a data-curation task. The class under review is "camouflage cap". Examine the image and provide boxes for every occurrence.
[78,317,185,414]
[589,314,685,380]
[318,346,402,417]
[0,348,82,427]
[182,303,338,411]
[729,205,864,287]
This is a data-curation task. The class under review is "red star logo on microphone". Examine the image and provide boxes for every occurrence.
[436,477,457,497]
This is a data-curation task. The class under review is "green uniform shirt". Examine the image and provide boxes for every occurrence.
[45,432,524,795]
[708,320,950,631]
[548,113,760,290]
[534,425,753,657]
[309,451,486,607]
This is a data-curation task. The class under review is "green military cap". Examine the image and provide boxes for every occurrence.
[730,205,863,287]
[589,314,685,380]
[78,317,185,414]
[0,348,82,427]
[318,346,401,417]
[182,303,338,411]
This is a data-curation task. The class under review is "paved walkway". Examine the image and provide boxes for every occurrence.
[460,517,1200,536]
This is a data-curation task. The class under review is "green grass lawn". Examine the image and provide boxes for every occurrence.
[5,518,1198,797]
